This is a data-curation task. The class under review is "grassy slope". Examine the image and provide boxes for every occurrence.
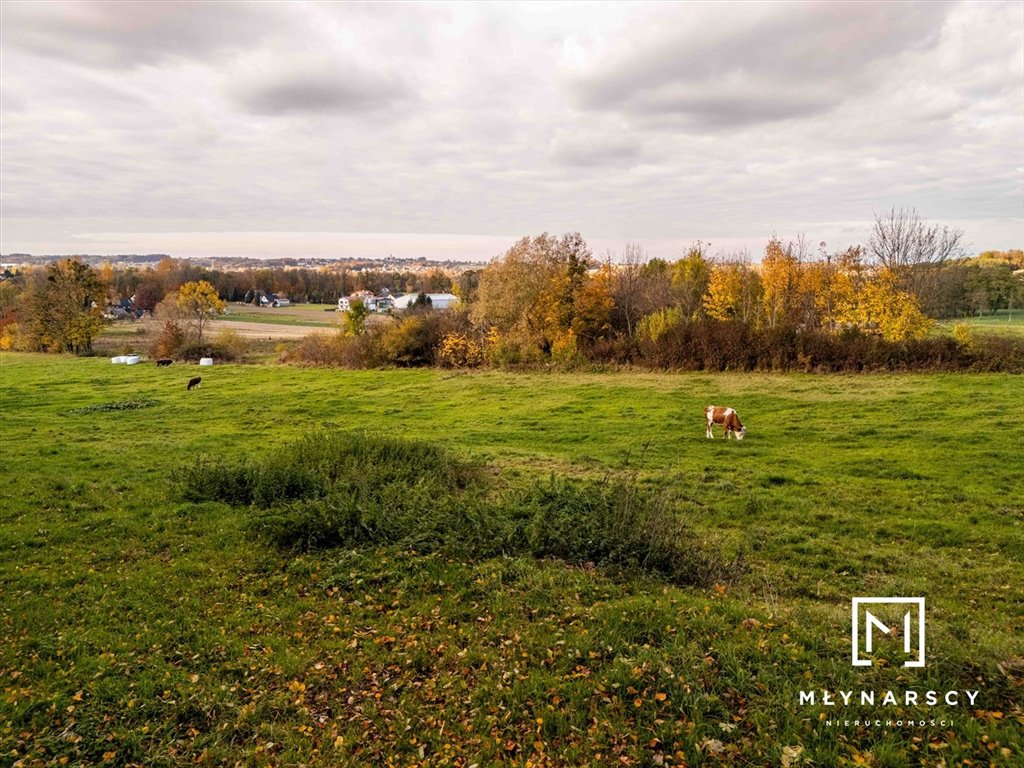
[0,353,1021,767]
[934,309,1024,338]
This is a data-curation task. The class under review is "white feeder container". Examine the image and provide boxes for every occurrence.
[125,355,141,365]
[199,357,214,366]
[111,356,124,364]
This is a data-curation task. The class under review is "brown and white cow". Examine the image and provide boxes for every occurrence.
[705,405,746,440]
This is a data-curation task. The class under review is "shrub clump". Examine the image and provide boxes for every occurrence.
[174,431,741,586]
[149,321,250,362]
[68,399,158,414]
[517,476,743,586]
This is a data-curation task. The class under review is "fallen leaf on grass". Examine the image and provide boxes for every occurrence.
[701,738,725,755]
[781,744,803,766]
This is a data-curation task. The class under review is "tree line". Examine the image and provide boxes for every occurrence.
[295,209,1022,372]
[1,207,1021,367]
[0,257,460,353]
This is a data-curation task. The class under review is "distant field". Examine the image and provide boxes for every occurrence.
[935,309,1024,337]
[1,354,1021,766]
[212,303,397,339]
[218,303,340,327]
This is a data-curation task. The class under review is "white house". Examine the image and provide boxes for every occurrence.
[259,292,291,307]
[392,293,460,310]
[337,294,394,312]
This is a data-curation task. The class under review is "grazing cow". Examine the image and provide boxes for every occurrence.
[156,358,173,367]
[705,405,746,440]
[186,376,202,391]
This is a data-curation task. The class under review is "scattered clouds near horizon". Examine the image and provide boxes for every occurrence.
[1,0,1021,260]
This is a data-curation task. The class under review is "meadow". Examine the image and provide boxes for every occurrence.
[935,309,1024,338]
[0,353,1021,767]
[216,304,339,328]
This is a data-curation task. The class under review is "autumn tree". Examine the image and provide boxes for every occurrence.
[703,258,762,325]
[421,269,453,293]
[760,238,804,329]
[22,259,105,353]
[98,260,118,305]
[670,241,712,319]
[472,233,594,354]
[868,207,965,315]
[974,249,1024,270]
[454,270,481,303]
[0,275,26,350]
[176,280,225,346]
[568,263,615,350]
[832,267,932,341]
[546,232,592,333]
[639,258,673,310]
[472,234,561,337]
[858,269,932,341]
[131,278,164,312]
[797,246,856,332]
[610,248,674,339]
[610,243,647,339]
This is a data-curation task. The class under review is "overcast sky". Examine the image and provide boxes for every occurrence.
[1,0,1021,262]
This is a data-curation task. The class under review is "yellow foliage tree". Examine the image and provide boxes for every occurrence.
[760,238,802,329]
[704,262,762,324]
[437,332,483,368]
[836,268,932,341]
[176,280,226,346]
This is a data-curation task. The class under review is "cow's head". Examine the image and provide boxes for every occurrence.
[736,426,747,441]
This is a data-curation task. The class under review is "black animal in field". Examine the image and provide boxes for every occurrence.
[186,376,202,391]
[156,358,173,367]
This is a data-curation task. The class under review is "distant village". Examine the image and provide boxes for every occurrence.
[0,252,474,328]
[0,253,485,274]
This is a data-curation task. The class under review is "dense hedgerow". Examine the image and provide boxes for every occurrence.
[638,319,1024,372]
[174,431,741,586]
[288,313,1024,372]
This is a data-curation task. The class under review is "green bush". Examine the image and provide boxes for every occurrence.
[174,430,480,502]
[172,457,256,505]
[517,476,743,586]
[174,431,741,586]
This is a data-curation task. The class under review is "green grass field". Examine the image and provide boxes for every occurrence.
[935,309,1024,338]
[217,304,340,328]
[1,353,1022,766]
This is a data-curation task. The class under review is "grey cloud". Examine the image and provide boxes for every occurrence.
[0,0,278,68]
[231,62,410,116]
[567,1,954,130]
[0,2,1019,255]
[549,131,643,167]
[617,82,834,127]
